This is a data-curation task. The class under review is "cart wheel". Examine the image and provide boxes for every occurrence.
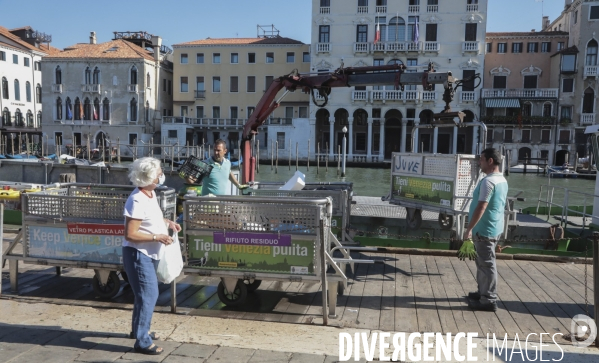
[243,278,262,292]
[407,209,422,230]
[92,271,121,299]
[438,214,454,230]
[217,280,248,306]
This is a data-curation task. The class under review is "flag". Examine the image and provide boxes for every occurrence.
[413,17,419,43]
[374,20,380,44]
[93,106,98,120]
[66,103,72,120]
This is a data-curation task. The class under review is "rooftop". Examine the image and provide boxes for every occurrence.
[486,31,569,38]
[44,39,155,61]
[174,37,304,47]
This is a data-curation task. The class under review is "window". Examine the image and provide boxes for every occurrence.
[26,81,31,102]
[521,103,532,117]
[36,111,41,126]
[102,98,110,120]
[591,6,599,20]
[512,42,522,53]
[2,108,10,126]
[213,53,221,63]
[303,52,310,62]
[359,0,368,6]
[54,132,62,146]
[299,106,308,118]
[196,77,204,91]
[541,42,551,53]
[583,88,595,114]
[230,76,238,92]
[522,129,531,143]
[587,40,598,65]
[34,61,41,70]
[562,78,574,93]
[93,67,100,84]
[464,23,477,42]
[213,77,221,92]
[527,42,539,53]
[231,53,238,64]
[462,70,475,91]
[146,73,150,87]
[355,133,366,151]
[497,43,507,53]
[561,54,576,73]
[286,52,295,63]
[265,76,274,90]
[319,25,330,43]
[94,98,100,120]
[230,106,238,119]
[65,98,72,119]
[180,53,188,64]
[247,76,256,92]
[56,97,62,120]
[196,106,204,118]
[74,98,82,120]
[0,51,5,61]
[557,42,565,51]
[212,106,220,119]
[247,107,255,118]
[130,66,138,84]
[543,103,552,117]
[574,10,578,24]
[85,67,91,84]
[408,16,419,41]
[486,128,493,142]
[14,79,20,101]
[1,77,8,99]
[266,52,274,63]
[541,129,551,143]
[180,77,188,92]
[320,0,330,6]
[36,84,41,103]
[561,106,572,119]
[196,53,204,63]
[486,42,492,53]
[130,98,137,121]
[168,130,177,138]
[277,132,286,149]
[167,80,172,95]
[504,129,513,142]
[356,25,368,42]
[559,130,571,144]
[163,79,166,92]
[425,23,437,42]
[24,58,29,67]
[248,53,256,63]
[12,54,18,64]
[55,66,62,84]
[523,75,537,89]
[181,106,188,116]
[83,97,91,120]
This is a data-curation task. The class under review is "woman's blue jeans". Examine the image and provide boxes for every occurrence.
[122,246,159,349]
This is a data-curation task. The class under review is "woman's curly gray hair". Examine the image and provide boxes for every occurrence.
[128,157,161,187]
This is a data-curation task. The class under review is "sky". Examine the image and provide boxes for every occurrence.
[0,0,567,49]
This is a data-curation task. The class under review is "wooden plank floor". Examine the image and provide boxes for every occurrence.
[2,245,595,338]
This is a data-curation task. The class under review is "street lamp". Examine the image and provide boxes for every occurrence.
[342,126,348,177]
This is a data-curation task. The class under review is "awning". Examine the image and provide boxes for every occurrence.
[484,98,521,108]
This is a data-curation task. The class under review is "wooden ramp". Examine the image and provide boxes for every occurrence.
[2,238,594,338]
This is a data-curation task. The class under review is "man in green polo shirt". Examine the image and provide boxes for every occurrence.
[201,139,247,196]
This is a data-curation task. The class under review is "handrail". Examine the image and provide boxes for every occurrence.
[535,184,596,231]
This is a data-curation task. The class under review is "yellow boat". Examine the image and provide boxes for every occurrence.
[0,189,21,200]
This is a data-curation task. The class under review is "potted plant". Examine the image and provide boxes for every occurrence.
[560,117,571,126]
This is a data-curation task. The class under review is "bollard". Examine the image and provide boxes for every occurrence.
[337,145,341,176]
[275,141,278,173]
[326,142,329,172]
[289,139,292,171]
[256,139,260,173]
[317,142,320,174]
[307,140,310,171]
[271,140,274,170]
[117,138,121,164]
[296,142,298,171]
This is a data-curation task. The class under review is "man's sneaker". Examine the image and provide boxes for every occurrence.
[468,299,498,312]
[468,291,481,300]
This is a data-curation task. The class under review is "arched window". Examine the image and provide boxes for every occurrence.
[74,98,82,120]
[14,79,20,101]
[55,66,62,84]
[587,39,598,66]
[102,98,110,121]
[388,17,406,42]
[85,67,91,84]
[583,87,595,114]
[37,111,42,127]
[56,97,63,120]
[65,97,72,120]
[130,66,138,85]
[2,107,10,126]
[146,72,150,86]
[419,109,433,125]
[14,108,22,126]
[145,101,150,122]
[1,77,8,99]
[84,98,91,120]
[130,98,137,121]
[93,67,100,84]
[36,84,42,103]
[522,102,532,116]
[93,98,100,120]
[543,102,552,117]
[26,81,31,102]
[26,110,33,127]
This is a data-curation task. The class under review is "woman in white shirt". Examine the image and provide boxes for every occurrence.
[123,157,180,355]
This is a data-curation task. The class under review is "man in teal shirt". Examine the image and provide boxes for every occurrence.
[465,148,508,312]
[201,139,246,196]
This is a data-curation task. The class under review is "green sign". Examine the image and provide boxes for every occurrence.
[391,175,454,208]
[186,233,316,275]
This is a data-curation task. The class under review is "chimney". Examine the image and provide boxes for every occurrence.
[151,35,162,62]
[543,16,550,30]
[90,31,96,44]
[531,29,536,32]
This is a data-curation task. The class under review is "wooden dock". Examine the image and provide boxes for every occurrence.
[2,230,594,339]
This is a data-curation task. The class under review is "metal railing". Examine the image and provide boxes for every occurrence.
[536,184,596,232]
[194,90,205,99]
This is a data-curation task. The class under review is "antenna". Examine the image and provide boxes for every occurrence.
[535,0,544,17]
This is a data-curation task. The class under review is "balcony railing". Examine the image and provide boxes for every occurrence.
[352,90,368,102]
[162,116,248,126]
[408,5,419,12]
[319,6,330,14]
[584,66,598,78]
[267,117,293,125]
[427,5,438,12]
[127,84,138,92]
[581,114,595,124]
[371,90,420,102]
[375,5,387,12]
[353,42,369,53]
[460,91,476,102]
[195,90,205,99]
[421,91,437,101]
[357,6,368,13]
[406,42,420,52]
[466,4,478,12]
[480,115,555,125]
[52,84,62,93]
[423,42,440,52]
[462,41,480,53]
[316,43,331,54]
[481,88,559,98]
[81,84,101,93]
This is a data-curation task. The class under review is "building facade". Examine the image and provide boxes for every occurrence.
[41,32,173,157]
[164,35,310,157]
[0,25,55,155]
[483,30,568,166]
[310,0,488,162]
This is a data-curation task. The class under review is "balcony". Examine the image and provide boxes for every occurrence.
[406,42,421,52]
[421,91,437,101]
[319,6,330,14]
[423,42,440,52]
[584,66,598,78]
[408,5,419,12]
[462,41,480,54]
[357,5,368,13]
[267,117,293,125]
[316,43,331,54]
[52,84,62,93]
[371,90,420,102]
[480,115,555,126]
[375,5,387,12]
[460,91,476,102]
[427,5,438,12]
[353,42,369,53]
[352,90,368,102]
[194,90,205,99]
[481,88,559,98]
[81,84,101,93]
[466,4,478,12]
[127,84,138,92]
[581,114,595,125]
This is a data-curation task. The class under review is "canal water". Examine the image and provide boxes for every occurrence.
[251,164,597,211]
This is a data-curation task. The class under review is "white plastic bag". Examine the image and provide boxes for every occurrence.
[279,170,305,190]
[156,231,183,284]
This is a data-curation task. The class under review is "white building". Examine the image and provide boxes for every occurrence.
[41,31,173,157]
[0,25,56,155]
[310,0,488,161]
